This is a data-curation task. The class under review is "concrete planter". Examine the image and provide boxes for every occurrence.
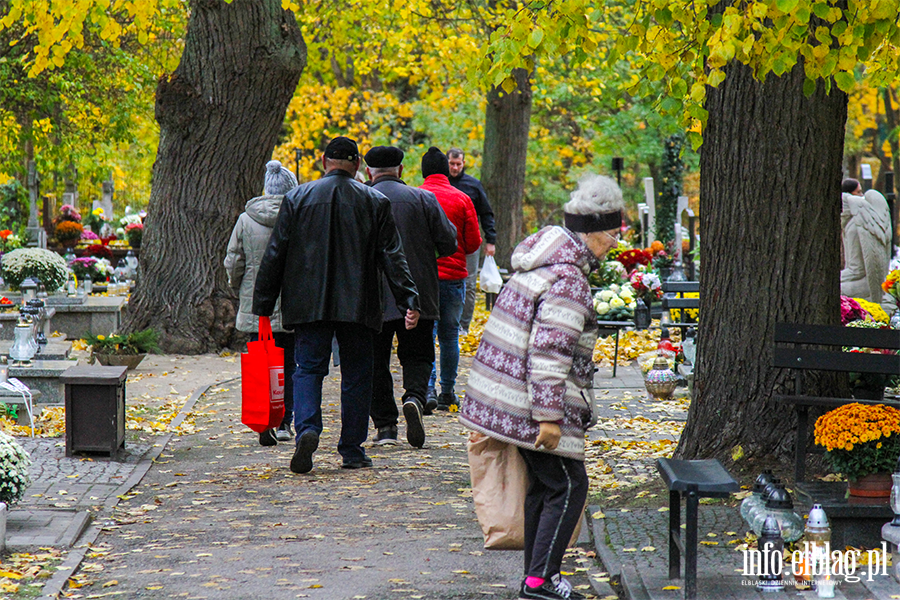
[92,353,145,370]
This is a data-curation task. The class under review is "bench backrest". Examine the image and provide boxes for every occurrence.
[773,322,900,375]
[661,297,699,309]
[661,281,700,293]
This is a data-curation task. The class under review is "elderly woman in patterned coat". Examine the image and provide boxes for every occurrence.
[460,175,624,600]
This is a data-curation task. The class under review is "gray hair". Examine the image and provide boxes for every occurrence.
[367,166,400,178]
[564,174,624,215]
[264,160,298,195]
[447,148,464,159]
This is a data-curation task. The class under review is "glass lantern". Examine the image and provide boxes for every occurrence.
[890,472,900,527]
[9,319,35,365]
[20,277,38,305]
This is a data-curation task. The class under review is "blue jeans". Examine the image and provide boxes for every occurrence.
[429,278,466,396]
[293,322,373,463]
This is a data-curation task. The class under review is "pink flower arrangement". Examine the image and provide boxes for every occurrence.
[58,204,82,222]
[840,296,868,325]
[80,230,100,241]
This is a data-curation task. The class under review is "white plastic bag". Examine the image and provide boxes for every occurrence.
[479,255,503,294]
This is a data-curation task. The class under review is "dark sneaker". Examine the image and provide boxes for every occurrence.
[550,574,585,600]
[275,422,293,442]
[259,429,277,446]
[374,425,399,446]
[423,388,438,416]
[519,574,584,600]
[402,399,425,448]
[341,456,373,469]
[436,392,458,412]
[290,430,319,474]
[519,580,566,600]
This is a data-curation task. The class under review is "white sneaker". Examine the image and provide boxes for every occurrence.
[275,423,293,442]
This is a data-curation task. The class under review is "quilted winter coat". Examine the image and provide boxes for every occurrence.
[225,195,286,333]
[459,226,600,460]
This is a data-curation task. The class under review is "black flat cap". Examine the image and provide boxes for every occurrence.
[364,146,404,168]
[324,136,359,161]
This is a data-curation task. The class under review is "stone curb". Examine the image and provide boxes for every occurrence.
[588,505,652,600]
[37,378,227,599]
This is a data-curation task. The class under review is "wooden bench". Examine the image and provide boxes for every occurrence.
[656,458,739,600]
[773,322,900,481]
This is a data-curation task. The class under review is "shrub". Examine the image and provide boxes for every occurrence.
[0,431,31,505]
[87,329,160,356]
[1,248,70,291]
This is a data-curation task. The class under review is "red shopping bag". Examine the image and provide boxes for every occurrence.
[241,316,285,432]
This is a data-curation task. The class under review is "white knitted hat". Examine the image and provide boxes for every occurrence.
[264,160,298,195]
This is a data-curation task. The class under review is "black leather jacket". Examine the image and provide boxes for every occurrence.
[253,170,419,331]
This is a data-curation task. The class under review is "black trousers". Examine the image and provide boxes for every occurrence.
[519,448,589,579]
[370,318,435,429]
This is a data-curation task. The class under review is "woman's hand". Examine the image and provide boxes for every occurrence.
[534,422,561,450]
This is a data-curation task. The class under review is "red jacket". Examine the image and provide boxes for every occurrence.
[421,174,482,280]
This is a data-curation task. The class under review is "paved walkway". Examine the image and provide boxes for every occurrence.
[43,363,608,600]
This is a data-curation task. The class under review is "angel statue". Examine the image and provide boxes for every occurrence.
[840,184,892,307]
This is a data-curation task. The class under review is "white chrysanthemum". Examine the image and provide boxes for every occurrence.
[609,284,620,294]
[1,248,69,290]
[610,297,625,309]
[599,290,614,301]
[0,431,30,505]
[596,302,610,315]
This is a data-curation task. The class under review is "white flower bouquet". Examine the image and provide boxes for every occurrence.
[1,248,69,290]
[0,431,31,505]
[593,283,637,320]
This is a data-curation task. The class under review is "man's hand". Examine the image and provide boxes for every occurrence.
[534,422,561,451]
[485,243,496,257]
[405,309,420,330]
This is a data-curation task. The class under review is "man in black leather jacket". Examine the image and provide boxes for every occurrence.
[253,137,420,474]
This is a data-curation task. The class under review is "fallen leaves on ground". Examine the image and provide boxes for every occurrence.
[593,329,661,365]
[0,549,64,594]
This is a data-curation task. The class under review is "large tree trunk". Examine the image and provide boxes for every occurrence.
[123,0,306,353]
[676,61,848,467]
[482,68,532,268]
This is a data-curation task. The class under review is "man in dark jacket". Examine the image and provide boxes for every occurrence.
[447,148,497,334]
[364,146,458,448]
[253,137,420,474]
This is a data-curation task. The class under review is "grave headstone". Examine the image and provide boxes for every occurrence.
[637,203,648,248]
[100,176,114,221]
[25,162,46,248]
[643,178,656,240]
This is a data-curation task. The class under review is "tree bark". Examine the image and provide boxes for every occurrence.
[482,68,532,268]
[676,61,848,467]
[123,0,306,353]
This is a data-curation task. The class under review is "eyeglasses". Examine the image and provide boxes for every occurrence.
[602,231,620,244]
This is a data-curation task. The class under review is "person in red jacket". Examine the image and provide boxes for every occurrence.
[420,147,482,412]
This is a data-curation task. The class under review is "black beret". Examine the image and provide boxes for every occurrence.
[364,146,404,168]
[421,146,449,177]
[324,136,359,161]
